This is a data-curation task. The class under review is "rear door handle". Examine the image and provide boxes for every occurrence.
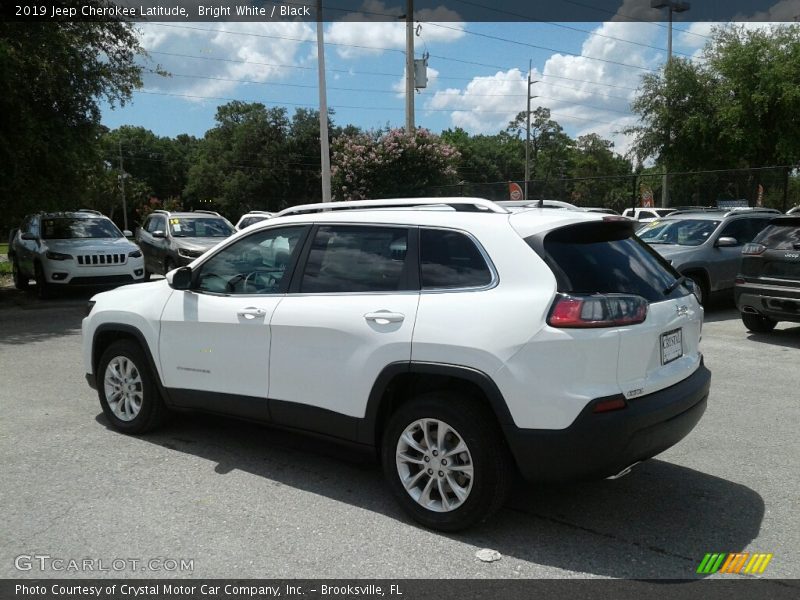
[237,307,267,319]
[365,311,405,324]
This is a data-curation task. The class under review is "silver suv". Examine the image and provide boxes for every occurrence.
[638,208,779,303]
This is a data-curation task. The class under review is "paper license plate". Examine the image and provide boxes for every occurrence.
[660,328,683,365]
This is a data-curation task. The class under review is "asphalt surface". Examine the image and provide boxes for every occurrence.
[0,286,798,580]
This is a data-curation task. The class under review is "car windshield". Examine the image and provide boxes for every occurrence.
[41,218,122,240]
[169,217,233,238]
[637,219,721,246]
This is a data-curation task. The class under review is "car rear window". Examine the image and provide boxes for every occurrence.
[529,221,685,303]
[754,218,800,250]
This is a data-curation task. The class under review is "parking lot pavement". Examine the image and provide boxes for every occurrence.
[0,287,798,581]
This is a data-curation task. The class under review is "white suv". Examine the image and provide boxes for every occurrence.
[9,210,145,298]
[82,198,710,530]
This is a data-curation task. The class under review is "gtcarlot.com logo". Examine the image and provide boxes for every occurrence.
[697,552,773,575]
[14,554,194,573]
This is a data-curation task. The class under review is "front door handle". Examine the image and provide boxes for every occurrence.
[237,307,267,319]
[365,311,405,325]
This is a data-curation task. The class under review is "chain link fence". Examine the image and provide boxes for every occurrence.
[427,166,800,213]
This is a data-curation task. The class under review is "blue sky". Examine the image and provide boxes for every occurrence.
[101,15,719,157]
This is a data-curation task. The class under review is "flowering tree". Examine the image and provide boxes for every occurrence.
[331,128,460,200]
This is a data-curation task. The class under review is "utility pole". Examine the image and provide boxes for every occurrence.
[524,61,538,201]
[118,139,128,231]
[316,0,332,202]
[405,0,415,133]
[652,1,690,208]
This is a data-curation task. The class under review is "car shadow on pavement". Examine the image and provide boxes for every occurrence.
[747,325,800,348]
[94,411,765,580]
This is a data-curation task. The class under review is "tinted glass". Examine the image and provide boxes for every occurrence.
[196,226,305,295]
[638,219,720,246]
[170,217,233,238]
[239,216,269,229]
[300,226,409,293]
[539,222,685,302]
[420,229,492,289]
[41,218,122,240]
[718,218,768,245]
[754,220,800,249]
[145,216,165,233]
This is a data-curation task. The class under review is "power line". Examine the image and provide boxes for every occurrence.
[424,22,657,72]
[444,0,699,59]
[133,89,623,126]
[151,69,635,105]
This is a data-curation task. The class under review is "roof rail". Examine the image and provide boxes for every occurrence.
[276,198,508,217]
[76,209,102,215]
[151,209,170,215]
[726,207,781,215]
[193,210,222,216]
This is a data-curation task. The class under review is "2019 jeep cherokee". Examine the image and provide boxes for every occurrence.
[82,198,710,531]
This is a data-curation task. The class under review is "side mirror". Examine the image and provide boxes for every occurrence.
[21,232,37,241]
[716,236,738,247]
[152,230,166,239]
[123,229,133,238]
[168,266,193,290]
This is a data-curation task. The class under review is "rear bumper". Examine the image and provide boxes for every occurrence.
[735,282,800,322]
[506,362,711,482]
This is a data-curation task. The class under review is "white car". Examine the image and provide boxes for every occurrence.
[235,211,274,230]
[82,198,710,530]
[622,207,677,223]
[497,199,579,211]
[9,210,145,298]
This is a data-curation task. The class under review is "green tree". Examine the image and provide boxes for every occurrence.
[183,102,292,217]
[0,17,145,231]
[628,24,800,171]
[331,128,460,200]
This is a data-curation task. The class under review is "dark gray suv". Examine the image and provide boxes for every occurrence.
[136,210,234,278]
[637,208,779,303]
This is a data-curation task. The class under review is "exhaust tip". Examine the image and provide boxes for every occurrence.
[606,461,641,480]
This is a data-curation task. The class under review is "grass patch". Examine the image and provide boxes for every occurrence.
[0,243,8,255]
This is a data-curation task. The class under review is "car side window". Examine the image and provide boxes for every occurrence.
[719,219,755,245]
[29,218,40,238]
[639,211,656,220]
[420,229,492,289]
[299,226,410,293]
[195,226,306,295]
[144,216,161,234]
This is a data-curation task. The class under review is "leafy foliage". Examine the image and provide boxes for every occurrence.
[0,17,144,231]
[331,128,460,200]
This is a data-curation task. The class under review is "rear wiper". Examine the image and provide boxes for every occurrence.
[664,275,690,296]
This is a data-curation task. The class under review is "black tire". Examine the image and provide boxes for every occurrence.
[142,268,151,282]
[163,258,175,274]
[741,312,777,333]
[34,262,53,299]
[97,339,169,434]
[381,392,513,532]
[12,258,29,290]
[686,273,709,306]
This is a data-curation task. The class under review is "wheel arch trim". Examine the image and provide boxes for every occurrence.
[359,361,515,446]
[92,323,172,405]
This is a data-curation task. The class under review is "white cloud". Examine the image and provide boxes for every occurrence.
[137,22,315,99]
[425,21,673,155]
[325,1,464,59]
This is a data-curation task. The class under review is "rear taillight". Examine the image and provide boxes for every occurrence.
[742,243,766,255]
[548,293,649,328]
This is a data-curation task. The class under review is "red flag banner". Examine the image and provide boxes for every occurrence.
[508,182,523,201]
